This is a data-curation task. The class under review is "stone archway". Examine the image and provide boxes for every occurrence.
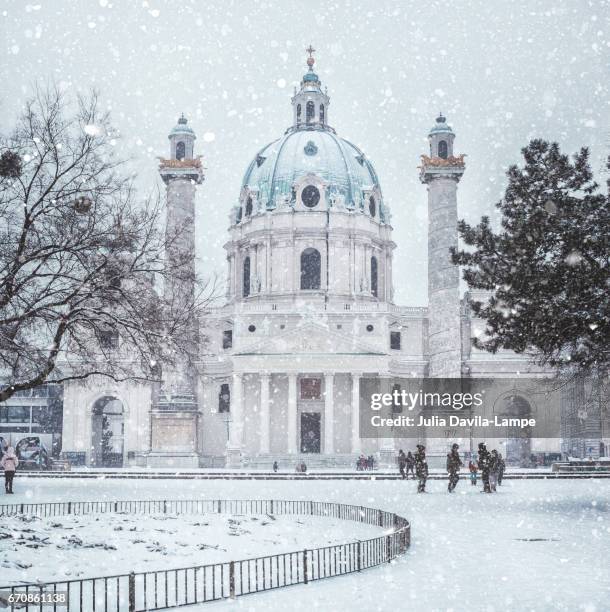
[495,392,534,467]
[91,396,125,467]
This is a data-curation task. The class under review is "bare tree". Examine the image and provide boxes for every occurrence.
[0,86,215,403]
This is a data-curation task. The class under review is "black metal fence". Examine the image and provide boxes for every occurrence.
[0,499,410,611]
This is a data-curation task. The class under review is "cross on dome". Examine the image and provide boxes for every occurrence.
[306,44,316,68]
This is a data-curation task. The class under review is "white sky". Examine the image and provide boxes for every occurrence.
[1,0,608,305]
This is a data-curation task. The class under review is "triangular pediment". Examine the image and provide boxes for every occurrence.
[236,322,385,356]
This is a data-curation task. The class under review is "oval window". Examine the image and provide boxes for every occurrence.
[366,324,374,332]
[301,185,320,208]
[248,324,256,333]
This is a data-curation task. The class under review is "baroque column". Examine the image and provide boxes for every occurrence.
[351,373,361,454]
[259,374,270,454]
[227,372,243,468]
[324,373,334,454]
[287,374,298,454]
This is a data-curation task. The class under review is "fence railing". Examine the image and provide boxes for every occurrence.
[0,499,410,611]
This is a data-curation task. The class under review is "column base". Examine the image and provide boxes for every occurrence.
[225,446,242,469]
[378,446,396,468]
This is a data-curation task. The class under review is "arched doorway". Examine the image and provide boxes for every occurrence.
[91,396,124,467]
[495,392,533,467]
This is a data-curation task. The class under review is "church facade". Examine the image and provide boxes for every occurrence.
[61,54,576,469]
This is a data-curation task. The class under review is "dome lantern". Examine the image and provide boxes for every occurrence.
[168,113,196,161]
[291,45,330,130]
[428,112,455,159]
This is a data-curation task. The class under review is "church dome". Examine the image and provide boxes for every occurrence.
[241,129,383,215]
[236,50,388,223]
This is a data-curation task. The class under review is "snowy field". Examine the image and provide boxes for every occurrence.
[1,476,609,612]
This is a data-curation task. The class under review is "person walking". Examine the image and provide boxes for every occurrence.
[1,446,18,494]
[489,450,500,492]
[446,443,462,492]
[478,442,491,493]
[406,451,415,479]
[398,449,407,479]
[468,459,478,486]
[498,453,506,486]
[415,444,428,493]
[272,460,279,473]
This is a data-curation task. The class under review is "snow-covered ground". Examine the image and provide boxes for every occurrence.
[1,477,609,611]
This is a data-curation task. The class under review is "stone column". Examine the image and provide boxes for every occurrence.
[226,372,243,468]
[259,374,270,454]
[379,375,396,467]
[351,373,361,454]
[324,373,334,454]
[287,373,298,454]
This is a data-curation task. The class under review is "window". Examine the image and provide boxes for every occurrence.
[438,140,448,159]
[371,256,378,298]
[242,257,251,297]
[236,207,242,224]
[297,104,301,124]
[219,384,230,413]
[390,331,401,350]
[369,196,376,217]
[366,324,374,332]
[245,197,253,217]
[301,185,320,208]
[248,324,256,332]
[300,248,321,290]
[0,405,30,423]
[306,101,315,123]
[176,141,186,160]
[222,330,233,349]
[392,384,403,413]
[99,329,119,349]
[320,104,325,124]
[301,378,321,400]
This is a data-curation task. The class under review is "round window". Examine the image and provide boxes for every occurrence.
[366,324,374,332]
[369,196,376,217]
[301,185,321,208]
[248,324,256,333]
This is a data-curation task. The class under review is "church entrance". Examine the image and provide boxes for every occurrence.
[300,413,321,453]
[91,396,124,467]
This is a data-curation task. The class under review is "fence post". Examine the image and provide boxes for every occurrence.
[163,500,167,514]
[270,499,274,515]
[229,561,236,599]
[357,541,362,571]
[303,550,308,584]
[67,501,71,515]
[378,509,383,527]
[128,572,136,612]
[386,535,392,563]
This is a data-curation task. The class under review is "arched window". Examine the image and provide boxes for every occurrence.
[306,101,315,123]
[242,256,251,297]
[245,197,253,217]
[176,141,186,160]
[371,256,378,298]
[320,104,325,124]
[438,140,448,159]
[297,104,302,124]
[300,248,321,290]
[236,207,242,224]
[369,196,376,217]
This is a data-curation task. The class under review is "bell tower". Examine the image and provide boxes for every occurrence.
[420,114,465,378]
[148,115,204,468]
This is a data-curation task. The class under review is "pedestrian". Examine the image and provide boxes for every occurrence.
[478,442,491,493]
[273,460,278,473]
[489,450,500,492]
[468,459,478,486]
[398,449,407,479]
[415,444,428,493]
[446,443,462,492]
[1,446,18,494]
[406,451,415,479]
[498,453,506,486]
[301,461,307,473]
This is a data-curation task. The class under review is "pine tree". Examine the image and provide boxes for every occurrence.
[452,140,610,374]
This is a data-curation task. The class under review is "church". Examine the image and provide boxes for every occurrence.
[60,51,569,469]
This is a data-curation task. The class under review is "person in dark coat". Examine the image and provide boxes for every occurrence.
[272,461,279,473]
[414,444,428,493]
[489,450,500,492]
[497,453,506,486]
[397,449,407,479]
[446,443,462,492]
[468,459,478,486]
[478,442,491,493]
[405,451,415,479]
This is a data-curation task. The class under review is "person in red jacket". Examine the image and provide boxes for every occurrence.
[1,446,19,494]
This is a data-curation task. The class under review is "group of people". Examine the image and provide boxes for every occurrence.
[356,455,376,471]
[397,442,506,494]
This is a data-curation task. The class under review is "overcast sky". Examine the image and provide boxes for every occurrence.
[1,0,608,305]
